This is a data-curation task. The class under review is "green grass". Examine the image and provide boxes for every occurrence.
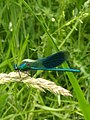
[0,0,90,119]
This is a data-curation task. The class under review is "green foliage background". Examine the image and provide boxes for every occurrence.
[0,0,90,119]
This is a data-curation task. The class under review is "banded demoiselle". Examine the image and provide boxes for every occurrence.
[14,51,80,72]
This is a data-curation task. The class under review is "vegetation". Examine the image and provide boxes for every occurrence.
[0,0,90,119]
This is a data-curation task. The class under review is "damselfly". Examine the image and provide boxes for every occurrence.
[14,51,80,73]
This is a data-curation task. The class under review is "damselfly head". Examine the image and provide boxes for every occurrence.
[14,64,18,70]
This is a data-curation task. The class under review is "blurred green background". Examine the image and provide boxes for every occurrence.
[0,0,90,119]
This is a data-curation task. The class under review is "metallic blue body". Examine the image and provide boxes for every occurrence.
[30,67,81,72]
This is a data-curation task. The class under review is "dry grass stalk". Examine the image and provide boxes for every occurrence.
[0,72,72,97]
